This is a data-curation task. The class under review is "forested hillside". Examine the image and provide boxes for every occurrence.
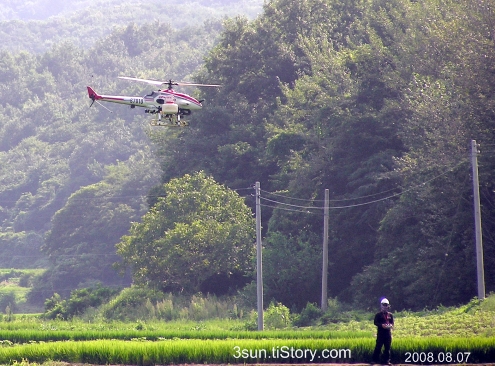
[150,0,495,311]
[1,0,260,21]
[1,0,495,312]
[0,0,263,52]
[0,0,259,305]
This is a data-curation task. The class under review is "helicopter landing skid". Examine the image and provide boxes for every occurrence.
[150,118,190,127]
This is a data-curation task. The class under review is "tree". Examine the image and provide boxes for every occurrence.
[0,19,223,301]
[29,151,160,302]
[263,231,321,310]
[350,0,495,310]
[116,171,255,294]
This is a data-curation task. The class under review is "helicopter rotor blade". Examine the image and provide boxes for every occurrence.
[175,82,221,87]
[119,76,221,88]
[118,76,164,86]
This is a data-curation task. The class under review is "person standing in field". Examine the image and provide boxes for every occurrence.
[372,298,394,365]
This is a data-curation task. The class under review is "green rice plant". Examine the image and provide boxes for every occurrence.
[0,337,494,365]
[0,327,372,344]
[2,293,495,361]
[0,338,366,364]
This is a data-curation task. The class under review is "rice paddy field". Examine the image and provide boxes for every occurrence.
[0,297,494,366]
[0,293,493,365]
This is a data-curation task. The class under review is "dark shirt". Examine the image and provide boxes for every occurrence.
[374,311,394,337]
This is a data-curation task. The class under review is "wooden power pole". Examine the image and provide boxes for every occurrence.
[255,182,264,329]
[471,140,485,300]
[321,189,329,311]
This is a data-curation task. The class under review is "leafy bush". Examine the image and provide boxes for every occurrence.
[480,293,495,312]
[101,286,170,321]
[243,310,259,330]
[18,273,33,287]
[294,302,322,327]
[320,298,371,324]
[0,292,17,314]
[264,302,292,329]
[43,285,120,320]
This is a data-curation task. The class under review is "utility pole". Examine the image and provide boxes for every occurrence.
[321,189,329,311]
[255,182,264,330]
[471,140,485,300]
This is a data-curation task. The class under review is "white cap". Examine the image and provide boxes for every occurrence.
[381,298,389,305]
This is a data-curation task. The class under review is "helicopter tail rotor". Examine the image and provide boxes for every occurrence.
[87,86,100,104]
[87,86,113,113]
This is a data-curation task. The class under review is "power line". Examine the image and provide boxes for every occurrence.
[260,197,321,210]
[260,185,401,203]
[258,159,468,212]
[0,187,255,206]
[261,192,397,210]
[259,202,320,215]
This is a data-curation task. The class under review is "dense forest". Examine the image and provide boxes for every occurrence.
[0,0,260,304]
[1,0,495,312]
[0,0,262,53]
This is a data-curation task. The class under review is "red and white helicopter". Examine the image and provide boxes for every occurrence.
[87,76,220,126]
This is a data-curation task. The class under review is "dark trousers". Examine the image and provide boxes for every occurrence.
[372,334,392,364]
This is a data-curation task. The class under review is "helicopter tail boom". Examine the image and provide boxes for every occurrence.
[87,86,154,109]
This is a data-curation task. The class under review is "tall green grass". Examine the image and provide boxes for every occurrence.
[0,328,372,343]
[0,337,494,364]
[101,290,248,321]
